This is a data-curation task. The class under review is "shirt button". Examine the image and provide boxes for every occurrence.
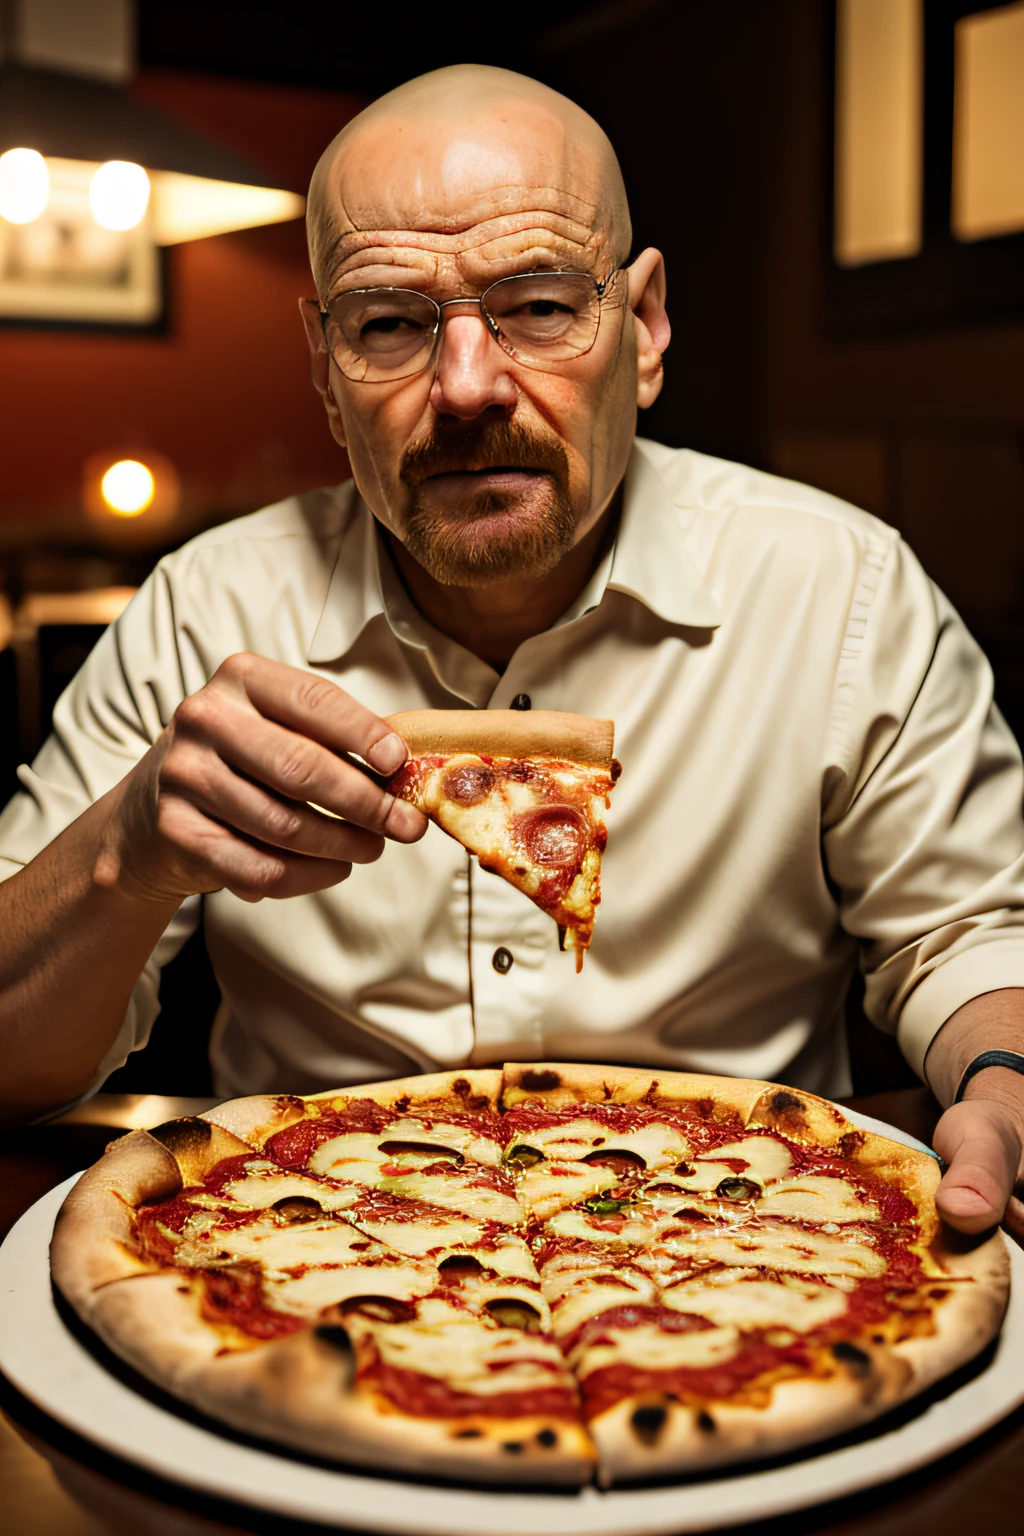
[510,693,532,710]
[492,947,514,974]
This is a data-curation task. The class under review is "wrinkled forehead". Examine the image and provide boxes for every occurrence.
[311,103,618,297]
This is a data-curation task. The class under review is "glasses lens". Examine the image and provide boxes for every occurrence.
[324,289,438,381]
[483,272,601,364]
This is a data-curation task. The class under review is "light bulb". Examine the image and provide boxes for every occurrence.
[89,161,151,232]
[100,460,155,517]
[0,148,50,224]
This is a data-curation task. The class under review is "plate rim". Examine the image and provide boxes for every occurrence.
[0,1111,1020,1536]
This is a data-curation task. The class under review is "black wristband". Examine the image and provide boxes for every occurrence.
[952,1049,1024,1105]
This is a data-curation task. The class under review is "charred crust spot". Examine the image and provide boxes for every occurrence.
[832,1341,872,1374]
[611,758,622,782]
[697,1410,716,1433]
[839,1130,866,1159]
[642,1079,661,1101]
[694,1098,715,1119]
[630,1404,668,1445]
[452,1078,471,1098]
[340,1295,416,1324]
[502,1441,525,1454]
[453,1427,483,1439]
[601,1081,614,1099]
[393,1094,411,1113]
[149,1117,211,1152]
[770,1090,806,1116]
[519,1069,561,1092]
[536,1428,557,1448]
[314,1324,353,1353]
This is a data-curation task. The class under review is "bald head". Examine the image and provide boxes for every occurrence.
[306,64,631,300]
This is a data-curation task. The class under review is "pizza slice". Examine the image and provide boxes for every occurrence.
[385,710,618,969]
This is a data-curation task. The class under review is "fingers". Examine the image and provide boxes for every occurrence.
[222,654,409,777]
[173,672,426,845]
[161,739,386,865]
[156,797,356,902]
[933,1100,1022,1234]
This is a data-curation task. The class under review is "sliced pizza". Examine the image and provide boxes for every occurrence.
[385,710,618,968]
[51,1063,1010,1488]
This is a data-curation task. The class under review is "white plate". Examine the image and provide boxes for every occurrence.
[0,1118,1020,1536]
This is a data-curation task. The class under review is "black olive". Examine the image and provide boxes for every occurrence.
[378,1140,464,1165]
[583,1195,632,1216]
[340,1295,416,1324]
[272,1196,324,1222]
[485,1299,542,1332]
[504,1144,545,1168]
[715,1177,762,1201]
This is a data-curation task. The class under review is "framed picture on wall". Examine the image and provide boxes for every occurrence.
[0,156,165,331]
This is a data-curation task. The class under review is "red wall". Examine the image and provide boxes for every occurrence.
[0,73,367,533]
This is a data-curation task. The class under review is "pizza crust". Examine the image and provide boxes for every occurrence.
[50,1130,182,1308]
[386,710,614,769]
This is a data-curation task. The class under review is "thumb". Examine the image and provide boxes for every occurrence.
[933,1100,1019,1234]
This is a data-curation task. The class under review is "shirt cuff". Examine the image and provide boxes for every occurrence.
[897,940,1024,1081]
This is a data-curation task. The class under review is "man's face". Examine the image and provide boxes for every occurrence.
[307,102,648,587]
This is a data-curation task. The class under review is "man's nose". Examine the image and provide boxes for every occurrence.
[429,311,518,420]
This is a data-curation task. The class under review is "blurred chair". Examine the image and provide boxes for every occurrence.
[12,587,136,763]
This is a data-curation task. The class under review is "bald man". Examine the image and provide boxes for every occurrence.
[1,68,1022,1245]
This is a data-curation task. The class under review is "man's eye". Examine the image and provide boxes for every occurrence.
[362,316,418,335]
[524,300,572,317]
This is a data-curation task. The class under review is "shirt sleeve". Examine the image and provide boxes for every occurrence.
[0,563,201,1091]
[822,531,1024,1080]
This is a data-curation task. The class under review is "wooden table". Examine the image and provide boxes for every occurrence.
[1,1090,1021,1536]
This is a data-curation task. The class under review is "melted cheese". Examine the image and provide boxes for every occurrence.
[378,1169,522,1226]
[352,1215,488,1256]
[662,1271,850,1332]
[575,1324,741,1379]
[438,1235,538,1282]
[309,1133,389,1185]
[222,1172,357,1211]
[549,1273,658,1338]
[510,1119,692,1169]
[366,1295,570,1396]
[657,1221,886,1279]
[757,1177,879,1224]
[383,1116,503,1166]
[515,1161,616,1219]
[175,1214,385,1274]
[267,1259,437,1316]
[695,1136,793,1182]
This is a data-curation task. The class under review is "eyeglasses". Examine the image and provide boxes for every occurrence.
[310,268,622,384]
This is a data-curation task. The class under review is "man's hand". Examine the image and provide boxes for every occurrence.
[933,1091,1024,1244]
[111,654,427,904]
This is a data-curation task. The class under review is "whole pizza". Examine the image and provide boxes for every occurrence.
[52,1063,1009,1486]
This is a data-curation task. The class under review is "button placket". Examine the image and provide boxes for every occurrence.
[467,857,554,1055]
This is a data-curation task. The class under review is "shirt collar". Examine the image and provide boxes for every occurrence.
[306,438,720,665]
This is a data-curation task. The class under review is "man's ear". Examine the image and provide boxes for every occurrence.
[298,298,347,448]
[625,249,670,410]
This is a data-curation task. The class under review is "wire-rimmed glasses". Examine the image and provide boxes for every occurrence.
[309,269,622,383]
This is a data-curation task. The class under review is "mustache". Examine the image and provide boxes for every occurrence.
[399,420,568,486]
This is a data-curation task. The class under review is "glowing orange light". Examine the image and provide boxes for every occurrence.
[100,459,155,517]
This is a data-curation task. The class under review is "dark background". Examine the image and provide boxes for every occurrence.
[3,0,1023,1096]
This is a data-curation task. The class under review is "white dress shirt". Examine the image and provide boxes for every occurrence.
[3,439,1024,1101]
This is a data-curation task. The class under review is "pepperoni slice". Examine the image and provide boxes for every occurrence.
[514,806,585,867]
[444,765,496,805]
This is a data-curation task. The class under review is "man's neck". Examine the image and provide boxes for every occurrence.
[386,491,621,673]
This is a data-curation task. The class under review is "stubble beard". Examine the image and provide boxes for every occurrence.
[398,420,578,587]
[403,479,578,586]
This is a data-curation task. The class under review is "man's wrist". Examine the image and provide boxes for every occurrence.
[961,1064,1024,1120]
